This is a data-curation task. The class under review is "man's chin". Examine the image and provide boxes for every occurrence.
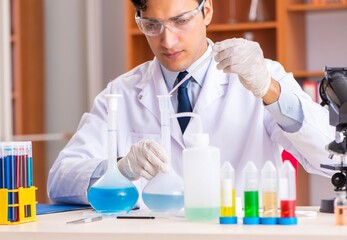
[160,60,190,73]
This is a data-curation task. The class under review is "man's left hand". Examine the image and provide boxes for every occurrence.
[213,38,271,98]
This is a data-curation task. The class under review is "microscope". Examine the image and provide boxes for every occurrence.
[319,67,347,213]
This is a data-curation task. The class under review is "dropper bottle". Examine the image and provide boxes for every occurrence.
[278,160,297,225]
[219,162,237,224]
[260,161,278,225]
[182,115,221,222]
[242,161,260,224]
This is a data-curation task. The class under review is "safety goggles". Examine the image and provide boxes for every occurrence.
[135,0,205,36]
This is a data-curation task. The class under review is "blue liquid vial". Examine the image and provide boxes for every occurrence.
[88,186,139,213]
[142,193,184,212]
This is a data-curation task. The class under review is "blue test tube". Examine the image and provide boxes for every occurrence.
[25,141,33,217]
[0,143,4,188]
[23,142,33,187]
[4,143,17,222]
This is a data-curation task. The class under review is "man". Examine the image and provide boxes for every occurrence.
[47,0,334,205]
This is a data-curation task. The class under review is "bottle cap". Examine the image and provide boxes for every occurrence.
[260,217,278,225]
[278,217,298,225]
[221,162,235,180]
[243,161,258,191]
[243,217,260,225]
[261,161,277,192]
[219,216,238,224]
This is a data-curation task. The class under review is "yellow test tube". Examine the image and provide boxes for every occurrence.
[220,162,237,224]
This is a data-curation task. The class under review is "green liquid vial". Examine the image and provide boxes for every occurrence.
[242,161,260,224]
[244,191,259,217]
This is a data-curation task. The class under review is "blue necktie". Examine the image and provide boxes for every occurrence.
[176,71,192,133]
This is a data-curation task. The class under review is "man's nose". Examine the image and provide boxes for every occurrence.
[160,25,179,49]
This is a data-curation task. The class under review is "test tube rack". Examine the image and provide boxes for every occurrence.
[0,142,37,224]
[0,187,37,224]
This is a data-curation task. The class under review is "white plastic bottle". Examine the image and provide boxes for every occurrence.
[183,133,220,222]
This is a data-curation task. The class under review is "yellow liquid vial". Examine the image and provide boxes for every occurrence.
[221,189,236,217]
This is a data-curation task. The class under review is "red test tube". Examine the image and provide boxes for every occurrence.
[278,160,297,225]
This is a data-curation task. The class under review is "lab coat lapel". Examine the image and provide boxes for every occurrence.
[183,61,227,147]
[194,61,227,113]
[135,59,168,124]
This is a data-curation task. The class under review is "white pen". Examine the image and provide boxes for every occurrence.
[66,216,103,224]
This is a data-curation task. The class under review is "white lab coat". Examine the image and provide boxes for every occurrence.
[47,56,335,205]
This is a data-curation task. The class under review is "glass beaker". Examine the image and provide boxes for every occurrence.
[87,94,139,213]
[228,0,237,24]
[249,0,269,22]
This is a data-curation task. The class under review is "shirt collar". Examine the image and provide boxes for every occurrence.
[161,40,213,92]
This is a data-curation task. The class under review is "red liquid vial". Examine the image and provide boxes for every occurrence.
[278,160,297,225]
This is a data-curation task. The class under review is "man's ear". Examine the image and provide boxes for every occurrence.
[203,0,213,26]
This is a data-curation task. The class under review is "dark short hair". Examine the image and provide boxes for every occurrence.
[130,0,204,13]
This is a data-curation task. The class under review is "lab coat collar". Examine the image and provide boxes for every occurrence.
[134,57,228,149]
[134,58,171,120]
[134,59,186,149]
[193,59,227,113]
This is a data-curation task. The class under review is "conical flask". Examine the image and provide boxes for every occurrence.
[87,94,139,213]
[142,95,184,212]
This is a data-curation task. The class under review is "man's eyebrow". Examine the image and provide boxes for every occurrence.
[170,10,191,19]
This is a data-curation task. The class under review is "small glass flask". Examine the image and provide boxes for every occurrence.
[334,191,347,226]
[249,0,269,22]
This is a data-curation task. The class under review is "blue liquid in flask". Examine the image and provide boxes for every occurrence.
[88,186,138,213]
[142,193,184,212]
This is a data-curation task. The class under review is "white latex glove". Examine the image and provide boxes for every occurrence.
[213,38,271,98]
[118,139,170,180]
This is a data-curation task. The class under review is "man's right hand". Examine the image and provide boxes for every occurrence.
[118,139,170,180]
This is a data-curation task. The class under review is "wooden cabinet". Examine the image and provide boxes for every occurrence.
[10,0,46,203]
[278,1,347,78]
